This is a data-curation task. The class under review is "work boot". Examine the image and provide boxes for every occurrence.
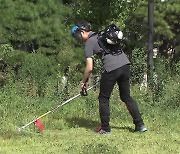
[134,124,147,132]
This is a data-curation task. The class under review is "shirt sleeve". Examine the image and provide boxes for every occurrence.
[84,39,94,58]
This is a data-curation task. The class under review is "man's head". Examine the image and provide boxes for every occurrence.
[71,21,91,42]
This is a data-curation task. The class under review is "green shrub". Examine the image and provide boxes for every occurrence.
[18,53,56,97]
[0,44,23,86]
[174,60,180,75]
[130,47,146,84]
[158,75,180,109]
[152,56,172,97]
[0,44,14,59]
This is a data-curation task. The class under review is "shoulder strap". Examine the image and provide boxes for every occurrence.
[89,32,97,38]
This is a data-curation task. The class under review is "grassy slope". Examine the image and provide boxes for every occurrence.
[0,88,179,154]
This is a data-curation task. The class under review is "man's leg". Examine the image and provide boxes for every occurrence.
[117,65,144,126]
[98,71,116,131]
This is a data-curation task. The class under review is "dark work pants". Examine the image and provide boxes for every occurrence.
[99,64,144,131]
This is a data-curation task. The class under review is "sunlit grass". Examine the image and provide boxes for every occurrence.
[0,88,179,154]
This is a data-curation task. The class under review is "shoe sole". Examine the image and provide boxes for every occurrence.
[95,129,111,134]
[135,128,147,132]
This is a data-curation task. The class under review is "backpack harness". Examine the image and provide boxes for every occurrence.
[89,24,123,56]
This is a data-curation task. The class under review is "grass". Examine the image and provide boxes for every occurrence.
[0,87,179,154]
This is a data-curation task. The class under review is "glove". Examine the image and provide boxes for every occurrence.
[80,83,88,96]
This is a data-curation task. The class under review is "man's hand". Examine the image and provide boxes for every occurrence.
[80,83,88,96]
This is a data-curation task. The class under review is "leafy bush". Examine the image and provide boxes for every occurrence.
[0,44,23,86]
[151,56,172,97]
[18,53,56,96]
[0,44,14,59]
[0,43,58,97]
[130,47,146,84]
[173,60,180,75]
[157,75,180,109]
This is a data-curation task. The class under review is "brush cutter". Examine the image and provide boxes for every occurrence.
[18,82,98,132]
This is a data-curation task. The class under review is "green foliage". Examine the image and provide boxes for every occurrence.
[20,53,53,80]
[155,0,180,41]
[123,0,180,59]
[152,56,171,95]
[0,44,14,59]
[55,45,85,92]
[130,48,146,84]
[0,0,179,105]
[18,53,57,96]
[159,76,180,109]
[0,44,25,86]
[174,60,180,75]
[0,43,59,97]
[0,43,84,98]
[123,1,148,50]
[72,0,140,30]
[0,5,179,154]
[0,0,71,54]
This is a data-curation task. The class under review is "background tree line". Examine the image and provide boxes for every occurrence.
[0,0,179,100]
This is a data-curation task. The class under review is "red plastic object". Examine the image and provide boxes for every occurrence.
[34,120,44,131]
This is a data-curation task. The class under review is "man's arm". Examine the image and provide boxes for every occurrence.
[81,57,93,84]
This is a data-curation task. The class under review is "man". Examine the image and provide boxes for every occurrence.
[71,21,147,134]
